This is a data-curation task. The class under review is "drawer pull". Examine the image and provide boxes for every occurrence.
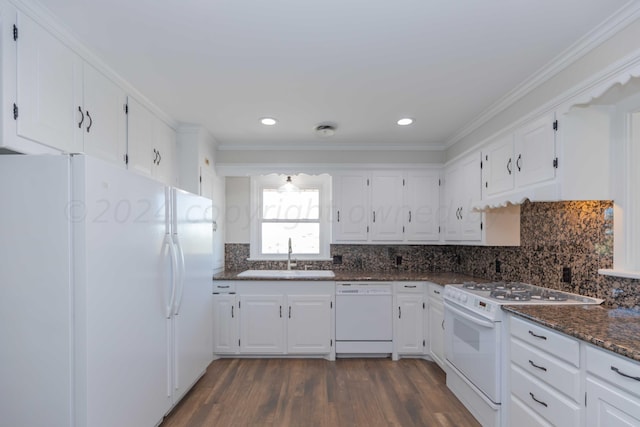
[528,330,547,340]
[218,285,230,289]
[433,289,441,295]
[529,360,547,372]
[405,285,417,288]
[611,366,640,382]
[529,392,548,408]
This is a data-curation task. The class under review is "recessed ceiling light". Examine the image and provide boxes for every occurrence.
[261,117,277,126]
[397,118,414,126]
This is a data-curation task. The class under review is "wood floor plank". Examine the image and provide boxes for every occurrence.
[160,358,481,427]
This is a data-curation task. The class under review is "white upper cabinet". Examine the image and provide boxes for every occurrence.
[514,112,557,188]
[127,97,177,185]
[333,169,440,244]
[9,11,128,166]
[444,153,482,242]
[445,152,520,245]
[404,170,440,242]
[370,171,404,242]
[480,112,557,207]
[14,11,82,154]
[333,173,370,242]
[81,64,127,167]
[482,134,515,199]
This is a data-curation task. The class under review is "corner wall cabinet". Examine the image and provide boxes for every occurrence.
[333,169,440,244]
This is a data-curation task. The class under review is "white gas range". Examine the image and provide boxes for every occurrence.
[443,282,603,427]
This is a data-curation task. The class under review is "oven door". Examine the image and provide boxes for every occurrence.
[444,299,502,404]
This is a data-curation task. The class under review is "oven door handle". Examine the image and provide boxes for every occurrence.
[444,300,496,329]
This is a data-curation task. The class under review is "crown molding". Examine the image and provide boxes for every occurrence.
[216,142,447,152]
[216,162,442,176]
[445,0,640,149]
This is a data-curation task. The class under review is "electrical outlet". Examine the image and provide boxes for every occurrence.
[333,255,342,265]
[495,260,501,273]
[396,255,402,266]
[562,267,572,283]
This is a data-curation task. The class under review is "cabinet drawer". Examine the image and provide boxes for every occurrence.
[213,281,236,293]
[394,282,424,293]
[509,394,554,427]
[586,345,640,397]
[510,364,581,427]
[428,283,443,300]
[511,338,580,400]
[510,316,579,367]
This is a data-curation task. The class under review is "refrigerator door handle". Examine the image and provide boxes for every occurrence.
[173,234,186,315]
[166,234,179,319]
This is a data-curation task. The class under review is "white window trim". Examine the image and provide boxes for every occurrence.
[249,174,332,261]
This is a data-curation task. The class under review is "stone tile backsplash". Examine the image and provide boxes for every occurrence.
[225,200,639,308]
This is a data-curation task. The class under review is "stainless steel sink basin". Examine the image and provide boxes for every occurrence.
[237,269,335,279]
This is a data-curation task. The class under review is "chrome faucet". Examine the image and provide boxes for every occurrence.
[287,237,296,270]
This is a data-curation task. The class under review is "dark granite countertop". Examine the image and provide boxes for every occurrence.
[213,270,482,286]
[503,305,640,362]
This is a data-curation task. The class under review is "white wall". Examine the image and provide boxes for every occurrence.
[225,177,251,243]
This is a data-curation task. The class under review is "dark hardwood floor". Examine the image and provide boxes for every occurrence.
[160,358,480,427]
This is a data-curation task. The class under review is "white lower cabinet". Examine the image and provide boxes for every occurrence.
[239,295,285,353]
[506,314,640,427]
[427,283,445,369]
[585,345,640,427]
[393,282,426,359]
[287,295,332,354]
[212,294,238,354]
[212,281,335,359]
[506,314,582,426]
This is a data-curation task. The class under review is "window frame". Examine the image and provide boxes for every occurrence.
[249,174,332,261]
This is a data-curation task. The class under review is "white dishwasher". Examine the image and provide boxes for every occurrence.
[335,282,393,356]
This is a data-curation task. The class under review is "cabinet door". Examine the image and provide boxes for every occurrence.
[370,171,404,241]
[127,96,154,177]
[395,294,424,354]
[586,377,640,427]
[286,295,332,354]
[459,153,482,241]
[153,119,177,185]
[239,295,285,354]
[17,12,82,153]
[212,295,238,354]
[83,64,127,168]
[333,173,369,242]
[515,113,556,188]
[443,163,461,240]
[482,134,515,198]
[428,297,445,369]
[404,171,439,242]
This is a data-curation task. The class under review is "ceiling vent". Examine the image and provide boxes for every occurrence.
[314,124,336,137]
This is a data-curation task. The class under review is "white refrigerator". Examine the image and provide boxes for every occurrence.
[0,154,213,427]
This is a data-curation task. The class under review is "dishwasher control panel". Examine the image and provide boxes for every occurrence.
[335,282,393,295]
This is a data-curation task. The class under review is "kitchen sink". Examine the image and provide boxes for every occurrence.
[237,269,335,279]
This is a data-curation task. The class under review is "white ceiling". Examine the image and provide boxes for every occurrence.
[36,0,631,150]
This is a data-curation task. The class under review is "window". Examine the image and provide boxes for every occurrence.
[250,174,331,260]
